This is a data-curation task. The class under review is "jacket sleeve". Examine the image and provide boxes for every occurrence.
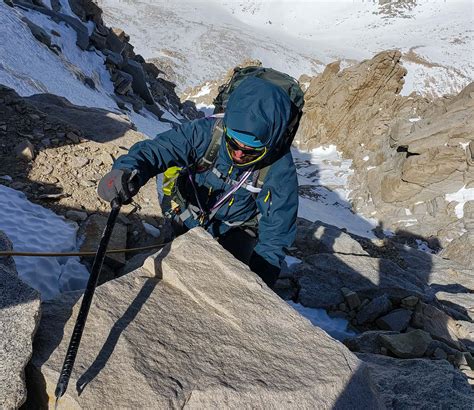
[113,118,214,186]
[253,151,298,270]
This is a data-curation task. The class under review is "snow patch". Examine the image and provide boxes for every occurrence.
[142,221,161,238]
[193,83,212,98]
[287,301,356,342]
[293,146,377,239]
[415,239,436,254]
[446,185,474,218]
[0,185,89,300]
[284,255,302,268]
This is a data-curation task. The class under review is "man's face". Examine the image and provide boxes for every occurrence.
[226,136,267,165]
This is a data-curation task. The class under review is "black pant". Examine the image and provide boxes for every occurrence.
[217,227,258,265]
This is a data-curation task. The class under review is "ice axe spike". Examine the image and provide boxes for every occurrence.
[54,199,121,405]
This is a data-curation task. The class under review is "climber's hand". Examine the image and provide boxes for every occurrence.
[97,169,140,205]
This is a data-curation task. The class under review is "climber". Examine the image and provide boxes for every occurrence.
[98,73,303,289]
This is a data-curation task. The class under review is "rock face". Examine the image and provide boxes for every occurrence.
[295,252,427,309]
[0,231,41,408]
[295,50,474,251]
[29,228,382,408]
[357,353,474,408]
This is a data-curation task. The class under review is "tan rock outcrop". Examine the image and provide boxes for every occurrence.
[29,228,382,408]
[296,50,474,248]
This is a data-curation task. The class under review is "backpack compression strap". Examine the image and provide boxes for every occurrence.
[196,115,224,171]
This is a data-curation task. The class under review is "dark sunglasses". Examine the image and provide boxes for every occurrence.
[225,134,265,156]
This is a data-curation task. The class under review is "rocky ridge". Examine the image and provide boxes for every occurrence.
[4,0,203,121]
[294,50,474,267]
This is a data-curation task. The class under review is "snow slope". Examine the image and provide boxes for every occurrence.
[293,145,377,238]
[96,0,473,96]
[0,2,171,137]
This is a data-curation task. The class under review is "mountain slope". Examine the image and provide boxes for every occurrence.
[96,0,473,97]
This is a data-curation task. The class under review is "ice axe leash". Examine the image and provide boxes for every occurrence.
[54,198,121,407]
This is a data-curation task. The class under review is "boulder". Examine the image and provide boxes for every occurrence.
[400,295,419,309]
[15,139,35,161]
[380,329,433,359]
[441,232,474,269]
[121,59,154,104]
[412,302,464,350]
[295,219,369,256]
[29,228,383,408]
[341,287,361,310]
[376,308,412,332]
[67,0,103,23]
[436,291,474,321]
[357,353,474,407]
[65,210,88,222]
[0,231,41,408]
[344,330,399,354]
[455,321,474,350]
[356,294,393,325]
[105,29,125,54]
[103,49,124,68]
[89,22,109,50]
[111,69,133,95]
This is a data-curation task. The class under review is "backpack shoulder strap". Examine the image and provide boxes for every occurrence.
[258,165,270,188]
[196,116,224,171]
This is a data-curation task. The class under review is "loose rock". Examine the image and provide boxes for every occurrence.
[15,140,35,161]
[376,308,412,332]
[380,329,433,359]
[356,294,393,325]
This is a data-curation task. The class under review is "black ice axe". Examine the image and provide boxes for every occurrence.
[54,198,121,407]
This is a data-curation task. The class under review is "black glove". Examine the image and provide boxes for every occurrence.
[249,252,280,289]
[97,168,140,205]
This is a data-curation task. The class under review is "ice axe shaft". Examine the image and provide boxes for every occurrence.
[54,199,121,404]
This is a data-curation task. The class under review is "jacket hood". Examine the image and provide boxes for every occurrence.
[223,77,293,149]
